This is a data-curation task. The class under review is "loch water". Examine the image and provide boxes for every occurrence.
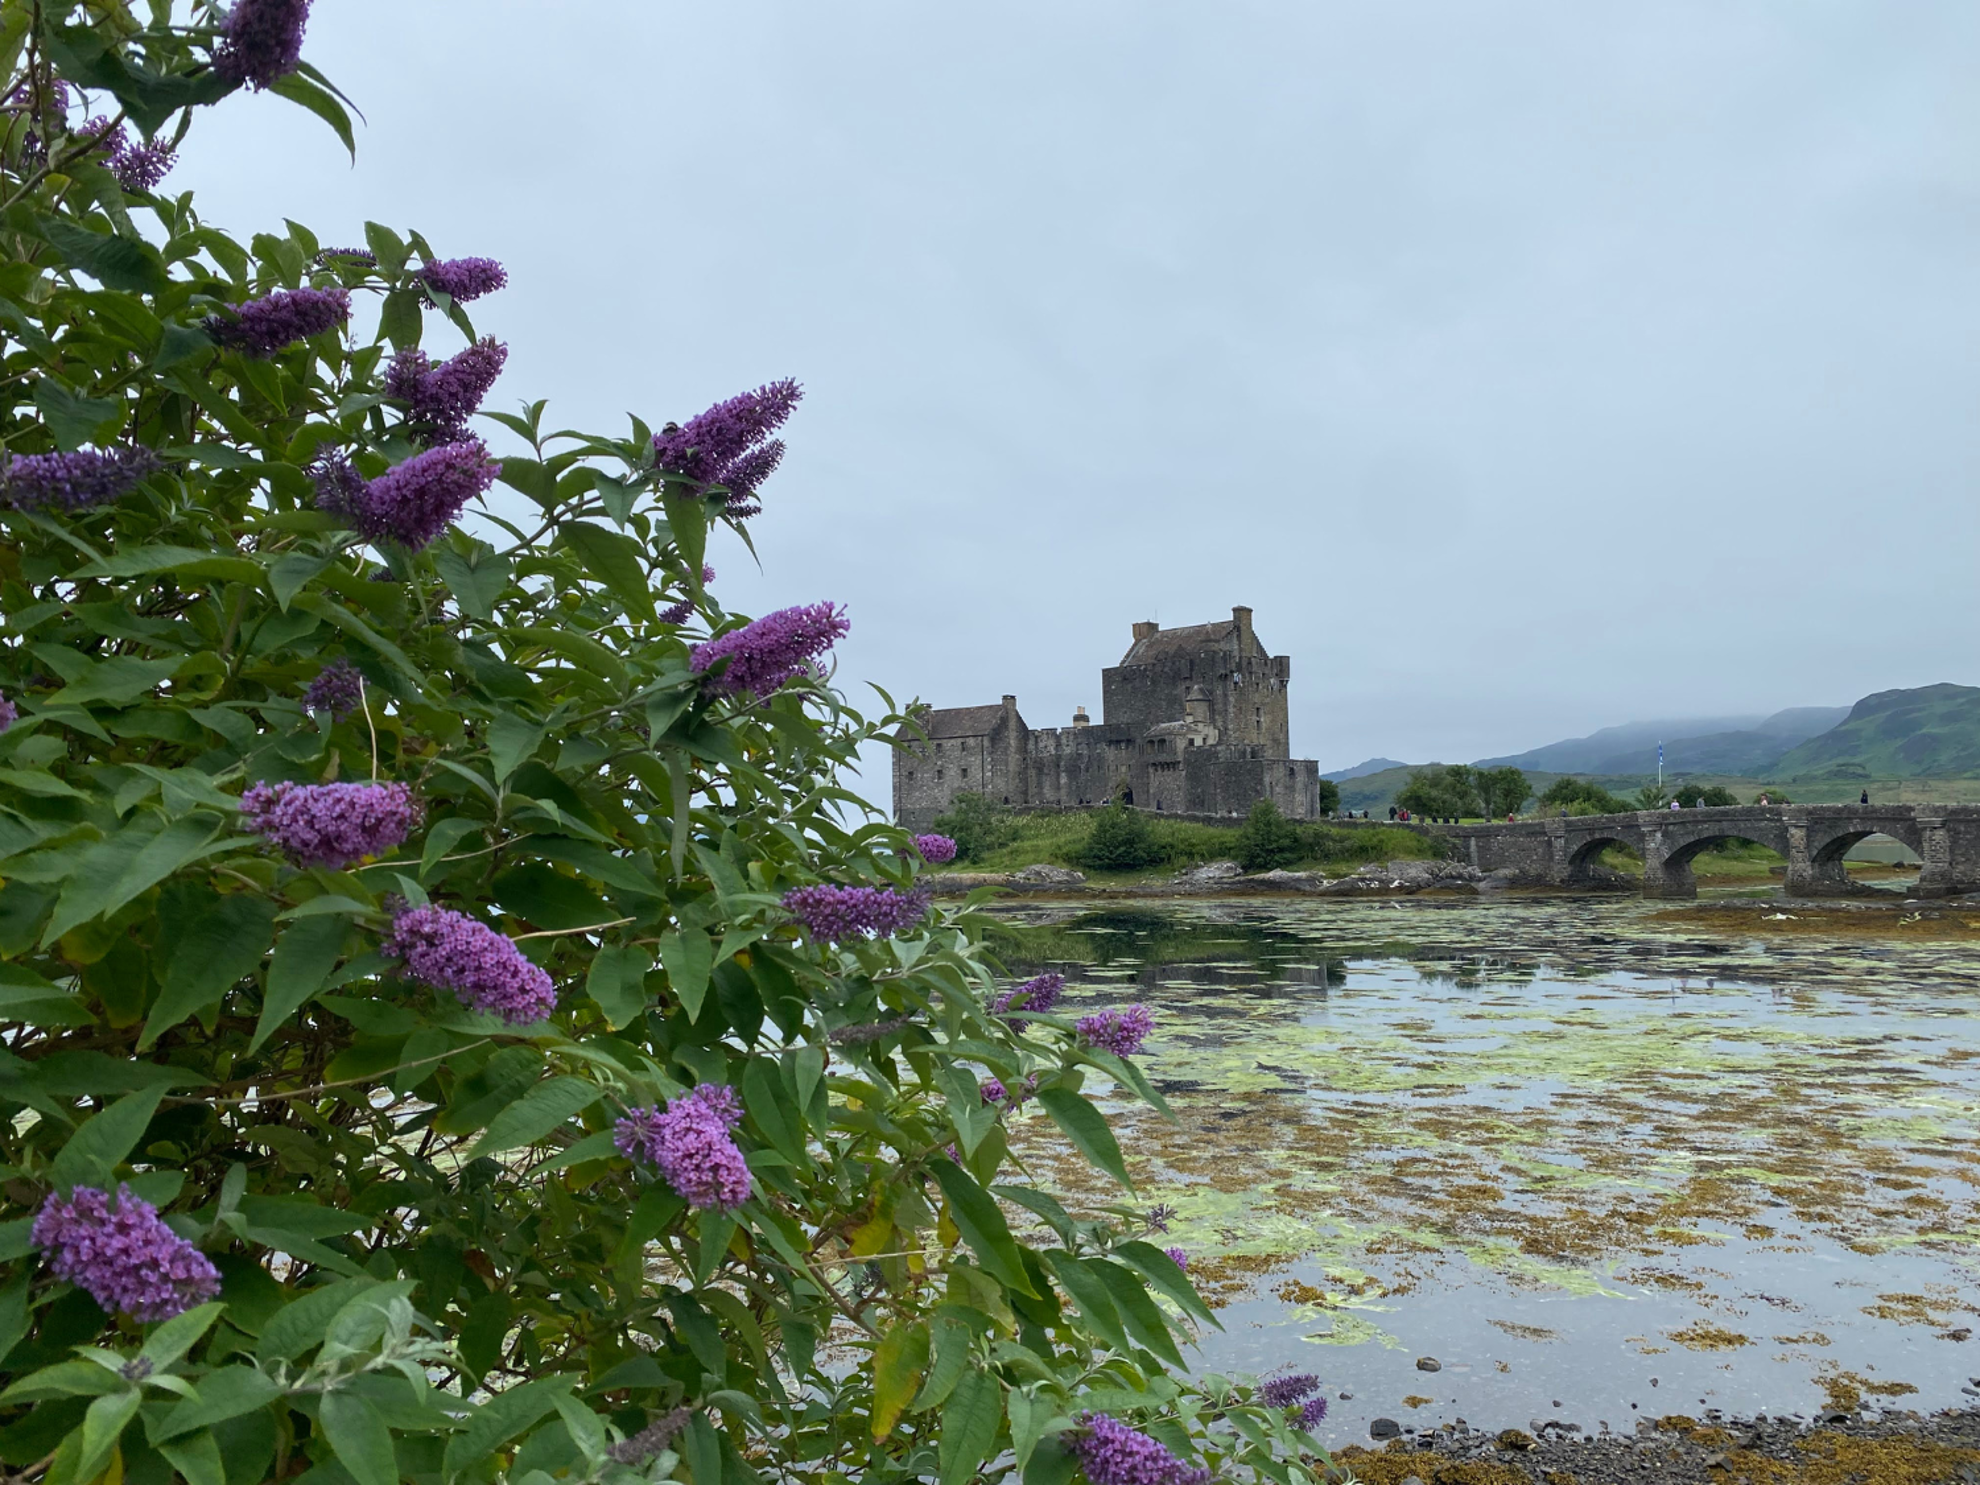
[988,895,1980,1445]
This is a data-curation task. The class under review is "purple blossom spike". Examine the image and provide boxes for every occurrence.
[33,1184,221,1323]
[658,600,694,626]
[1294,1395,1329,1430]
[78,115,128,160]
[335,439,500,550]
[1258,1374,1319,1409]
[991,972,1064,1028]
[1075,1004,1154,1057]
[239,780,420,870]
[415,258,507,303]
[212,0,311,90]
[781,883,927,943]
[0,692,15,733]
[912,833,958,865]
[979,1077,1009,1106]
[1145,1204,1176,1234]
[1066,1414,1211,1485]
[0,446,160,512]
[384,338,507,446]
[614,1085,751,1211]
[652,380,801,509]
[702,565,716,583]
[385,904,556,1025]
[608,1408,693,1466]
[205,286,350,357]
[689,603,847,699]
[108,131,174,192]
[309,448,365,522]
[316,247,377,267]
[1165,1246,1188,1270]
[301,659,364,719]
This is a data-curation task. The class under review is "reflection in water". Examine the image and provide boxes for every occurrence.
[990,897,1980,1442]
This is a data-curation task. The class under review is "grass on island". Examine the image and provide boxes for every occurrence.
[937,809,1442,882]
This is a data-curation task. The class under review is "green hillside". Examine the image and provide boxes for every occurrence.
[1773,683,1980,780]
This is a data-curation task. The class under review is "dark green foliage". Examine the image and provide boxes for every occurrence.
[1673,784,1740,807]
[1395,764,1483,819]
[929,791,1016,863]
[1235,800,1302,871]
[1474,766,1531,819]
[1538,777,1636,816]
[1073,801,1165,871]
[1315,778,1341,815]
[1634,783,1672,810]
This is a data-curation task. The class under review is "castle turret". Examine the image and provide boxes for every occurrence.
[1073,706,1090,728]
[1184,684,1212,725]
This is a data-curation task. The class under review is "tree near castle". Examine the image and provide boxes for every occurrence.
[0,5,1332,1483]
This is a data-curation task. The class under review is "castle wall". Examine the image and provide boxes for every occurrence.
[1025,724,1132,811]
[1102,648,1291,755]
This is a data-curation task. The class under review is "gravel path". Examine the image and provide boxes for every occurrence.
[1327,1407,1980,1485]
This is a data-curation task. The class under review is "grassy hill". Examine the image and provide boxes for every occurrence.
[1773,683,1980,780]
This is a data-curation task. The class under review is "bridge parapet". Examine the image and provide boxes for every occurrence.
[1433,803,1980,899]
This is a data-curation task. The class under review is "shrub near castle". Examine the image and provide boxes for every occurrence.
[0,8,1326,1485]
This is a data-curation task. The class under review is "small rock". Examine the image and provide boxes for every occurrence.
[1370,1418,1402,1440]
[1401,1477,1424,1485]
[1553,1400,1562,1408]
[1821,1411,1851,1426]
[1339,1391,1353,1400]
[1496,1429,1537,1451]
[1007,863,1086,887]
[1416,1356,1442,1372]
[1703,1451,1728,1470]
[1650,1377,1659,1387]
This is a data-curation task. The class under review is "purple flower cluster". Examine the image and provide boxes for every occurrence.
[1066,1414,1211,1485]
[608,1408,692,1466]
[652,379,801,513]
[657,569,717,627]
[316,247,376,267]
[1165,1247,1189,1271]
[980,1074,1037,1108]
[206,286,350,357]
[1076,1004,1154,1057]
[689,603,848,699]
[385,904,556,1025]
[614,1085,751,1211]
[0,692,15,733]
[1295,1396,1328,1429]
[912,833,958,864]
[0,446,160,512]
[384,338,507,446]
[782,884,927,943]
[212,0,311,90]
[415,258,507,303]
[33,1185,220,1322]
[240,780,420,870]
[317,441,500,550]
[991,972,1064,1028]
[301,659,364,719]
[1258,1374,1318,1410]
[80,116,175,192]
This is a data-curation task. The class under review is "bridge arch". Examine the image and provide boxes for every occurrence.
[1565,833,1639,887]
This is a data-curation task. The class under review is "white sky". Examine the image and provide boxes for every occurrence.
[177,1,1980,777]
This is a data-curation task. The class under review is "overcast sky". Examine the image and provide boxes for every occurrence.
[178,1,1979,776]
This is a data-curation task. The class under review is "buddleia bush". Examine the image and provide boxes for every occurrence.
[0,5,1332,1484]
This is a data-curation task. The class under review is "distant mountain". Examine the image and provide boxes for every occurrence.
[1323,757,1408,783]
[1773,684,1980,779]
[1477,705,1847,777]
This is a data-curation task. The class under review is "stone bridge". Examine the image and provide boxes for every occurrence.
[1435,804,1980,899]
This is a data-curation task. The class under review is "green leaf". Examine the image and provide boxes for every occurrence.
[468,1076,601,1157]
[658,927,713,1021]
[269,71,356,160]
[44,653,181,706]
[1090,1258,1185,1367]
[1112,1240,1220,1329]
[989,1185,1077,1247]
[155,321,212,370]
[77,1387,141,1482]
[930,1159,1037,1297]
[486,711,545,785]
[141,893,280,1050]
[49,1084,166,1191]
[33,379,122,451]
[0,1270,31,1368]
[557,522,654,621]
[29,211,168,293]
[252,914,350,1053]
[442,1375,577,1481]
[489,863,610,931]
[364,222,411,276]
[910,1318,971,1411]
[1008,1388,1045,1472]
[432,541,510,621]
[661,491,707,586]
[158,1431,226,1485]
[1034,1085,1134,1191]
[268,552,328,612]
[1040,1251,1129,1354]
[740,1058,804,1163]
[660,1291,725,1378]
[260,1278,381,1361]
[155,1367,284,1441]
[139,1301,226,1371]
[45,814,223,945]
[870,1318,929,1440]
[682,1412,720,1485]
[319,1391,398,1485]
[584,943,652,1030]
[939,1368,1002,1485]
[0,964,94,1027]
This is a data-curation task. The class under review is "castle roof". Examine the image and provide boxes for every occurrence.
[914,703,1014,739]
[1120,619,1250,666]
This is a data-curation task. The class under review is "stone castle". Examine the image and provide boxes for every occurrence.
[893,606,1324,830]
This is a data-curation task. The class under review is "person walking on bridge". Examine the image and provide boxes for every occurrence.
[1860,788,1870,806]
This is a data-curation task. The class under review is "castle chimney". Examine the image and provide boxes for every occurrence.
[1232,606,1253,647]
[1002,694,1017,715]
[1131,621,1158,643]
[1073,706,1089,728]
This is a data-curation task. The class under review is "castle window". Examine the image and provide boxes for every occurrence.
[936,768,944,780]
[961,767,969,778]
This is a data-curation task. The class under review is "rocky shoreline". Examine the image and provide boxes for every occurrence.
[927,857,1623,898]
[1327,1404,1980,1485]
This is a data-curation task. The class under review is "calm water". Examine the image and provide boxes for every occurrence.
[990,895,1980,1442]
